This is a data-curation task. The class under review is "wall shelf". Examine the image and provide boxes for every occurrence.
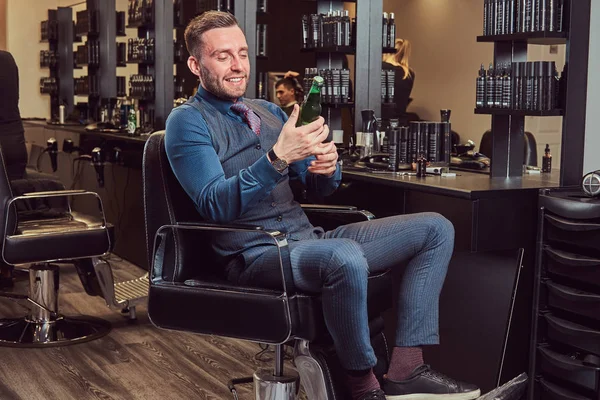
[322,102,355,109]
[477,31,567,45]
[474,108,564,117]
[300,45,356,54]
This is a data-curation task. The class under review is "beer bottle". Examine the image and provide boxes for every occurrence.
[127,108,137,135]
[298,76,324,127]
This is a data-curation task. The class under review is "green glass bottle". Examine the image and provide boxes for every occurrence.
[297,76,324,127]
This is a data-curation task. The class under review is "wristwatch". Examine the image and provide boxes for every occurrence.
[268,147,288,173]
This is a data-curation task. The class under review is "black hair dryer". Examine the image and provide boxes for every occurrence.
[91,147,105,188]
[46,138,58,172]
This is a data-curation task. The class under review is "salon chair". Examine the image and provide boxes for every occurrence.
[0,141,148,346]
[479,130,538,166]
[143,131,393,399]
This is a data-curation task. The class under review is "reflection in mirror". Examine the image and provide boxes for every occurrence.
[384,0,565,171]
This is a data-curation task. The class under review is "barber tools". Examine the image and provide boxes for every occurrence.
[91,147,105,188]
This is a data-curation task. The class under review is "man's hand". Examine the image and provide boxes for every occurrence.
[272,105,329,164]
[308,141,338,177]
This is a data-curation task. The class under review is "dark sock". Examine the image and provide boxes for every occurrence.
[346,368,380,400]
[386,346,424,381]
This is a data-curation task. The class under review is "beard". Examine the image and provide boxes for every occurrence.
[199,63,248,101]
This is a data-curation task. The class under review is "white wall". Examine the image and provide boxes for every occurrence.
[6,0,138,120]
[584,0,600,174]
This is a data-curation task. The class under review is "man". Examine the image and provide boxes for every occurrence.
[165,11,480,400]
[275,77,302,117]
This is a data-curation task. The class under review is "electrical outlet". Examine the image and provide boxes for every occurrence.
[549,45,558,54]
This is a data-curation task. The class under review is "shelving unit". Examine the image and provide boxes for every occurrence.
[474,108,564,117]
[477,0,591,185]
[529,189,600,400]
[125,0,174,130]
[39,8,75,120]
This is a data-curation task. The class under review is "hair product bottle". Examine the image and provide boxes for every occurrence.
[542,144,552,172]
[476,64,487,108]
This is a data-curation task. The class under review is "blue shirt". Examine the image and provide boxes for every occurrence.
[165,85,342,224]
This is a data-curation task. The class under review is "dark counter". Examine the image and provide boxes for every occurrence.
[342,168,562,199]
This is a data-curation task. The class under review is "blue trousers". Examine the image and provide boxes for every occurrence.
[239,212,454,370]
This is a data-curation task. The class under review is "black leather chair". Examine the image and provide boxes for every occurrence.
[0,141,118,347]
[143,131,393,399]
[479,130,538,166]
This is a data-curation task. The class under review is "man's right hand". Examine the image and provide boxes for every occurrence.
[272,105,329,164]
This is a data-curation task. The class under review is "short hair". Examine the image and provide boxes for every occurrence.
[184,11,239,59]
[275,78,297,91]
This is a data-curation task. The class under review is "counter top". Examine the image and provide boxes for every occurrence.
[343,168,563,199]
[23,120,150,144]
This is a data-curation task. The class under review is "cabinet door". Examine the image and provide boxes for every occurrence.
[404,191,476,251]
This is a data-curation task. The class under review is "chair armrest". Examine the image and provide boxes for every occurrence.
[7,190,107,226]
[153,222,295,294]
[301,204,358,211]
[177,221,264,231]
[21,189,86,197]
[301,204,375,222]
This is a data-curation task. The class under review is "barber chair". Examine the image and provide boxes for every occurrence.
[0,142,147,346]
[143,131,393,399]
[479,130,538,166]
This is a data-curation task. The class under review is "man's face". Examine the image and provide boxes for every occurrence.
[276,84,296,105]
[188,26,250,101]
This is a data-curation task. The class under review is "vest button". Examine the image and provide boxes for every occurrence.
[256,144,261,150]
[271,202,276,207]
[276,215,282,222]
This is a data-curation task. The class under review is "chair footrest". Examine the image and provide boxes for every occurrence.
[114,275,149,304]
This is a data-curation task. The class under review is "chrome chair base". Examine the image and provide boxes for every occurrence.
[0,315,111,347]
[253,368,299,400]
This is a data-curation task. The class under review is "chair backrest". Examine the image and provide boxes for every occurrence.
[0,143,16,246]
[479,130,538,167]
[142,131,217,282]
[142,131,293,344]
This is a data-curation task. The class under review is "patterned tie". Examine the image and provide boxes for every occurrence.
[230,102,261,135]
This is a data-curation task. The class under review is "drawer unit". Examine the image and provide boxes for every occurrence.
[545,246,600,289]
[539,378,594,400]
[539,346,600,393]
[545,214,600,255]
[545,314,600,357]
[531,190,600,400]
[546,281,600,322]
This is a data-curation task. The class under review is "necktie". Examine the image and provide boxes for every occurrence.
[231,102,261,135]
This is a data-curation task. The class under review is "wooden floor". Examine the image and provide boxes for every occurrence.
[0,256,292,400]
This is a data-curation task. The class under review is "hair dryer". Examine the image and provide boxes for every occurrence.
[46,138,58,172]
[91,147,105,188]
[62,138,83,154]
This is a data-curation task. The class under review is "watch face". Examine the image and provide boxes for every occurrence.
[273,159,288,172]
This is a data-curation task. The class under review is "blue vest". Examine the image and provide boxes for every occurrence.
[186,97,323,278]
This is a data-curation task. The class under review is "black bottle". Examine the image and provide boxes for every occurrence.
[542,144,552,172]
[503,63,512,108]
[342,10,351,46]
[382,12,389,49]
[486,63,495,108]
[484,0,490,35]
[388,13,396,48]
[495,64,504,108]
[476,64,486,108]
[416,153,427,177]
[558,63,567,110]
